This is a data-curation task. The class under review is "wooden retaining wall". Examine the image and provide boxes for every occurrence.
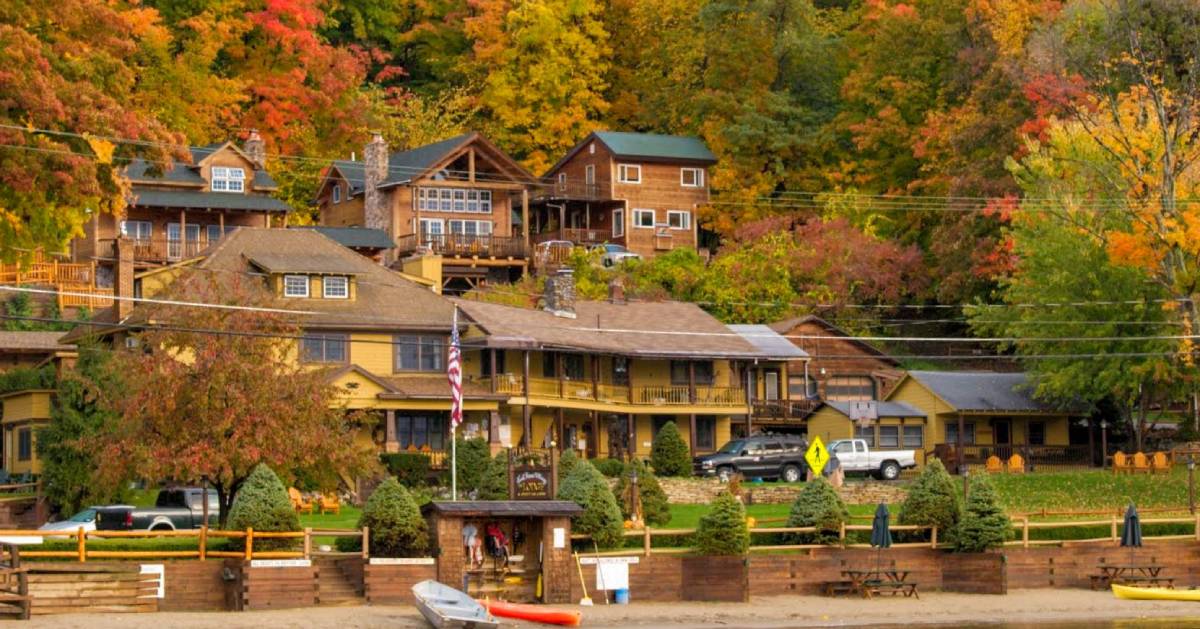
[682,556,748,602]
[363,561,436,604]
[570,556,684,602]
[27,564,158,615]
[237,560,318,611]
[748,548,947,596]
[1006,542,1200,589]
[941,552,1006,594]
[161,561,229,611]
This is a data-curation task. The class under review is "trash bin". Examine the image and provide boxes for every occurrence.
[614,588,630,605]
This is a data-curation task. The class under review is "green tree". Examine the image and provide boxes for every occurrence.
[227,464,301,550]
[356,477,429,557]
[953,474,1010,552]
[898,458,962,535]
[478,451,511,500]
[695,491,749,555]
[455,437,491,495]
[650,421,692,477]
[613,458,671,527]
[558,448,579,484]
[785,477,848,545]
[557,460,623,548]
[2,294,35,331]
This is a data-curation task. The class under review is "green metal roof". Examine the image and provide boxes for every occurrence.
[593,131,716,163]
[129,188,292,213]
[382,133,474,187]
[291,226,395,249]
[126,143,280,190]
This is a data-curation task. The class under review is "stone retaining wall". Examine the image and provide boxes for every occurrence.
[643,478,908,505]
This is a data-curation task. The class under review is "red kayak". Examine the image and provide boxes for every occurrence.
[479,599,582,627]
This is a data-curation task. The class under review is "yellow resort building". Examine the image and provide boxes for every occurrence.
[0,331,75,476]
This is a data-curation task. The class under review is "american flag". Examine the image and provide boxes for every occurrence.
[448,307,463,428]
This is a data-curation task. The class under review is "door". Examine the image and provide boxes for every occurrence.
[764,371,779,401]
[747,371,758,403]
[993,419,1012,458]
[166,223,200,259]
[420,218,444,247]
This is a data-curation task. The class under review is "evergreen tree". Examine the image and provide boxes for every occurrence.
[613,458,671,526]
[953,474,1011,552]
[478,451,510,500]
[454,437,490,495]
[650,421,691,477]
[356,477,428,557]
[898,458,962,535]
[558,448,579,484]
[3,294,34,331]
[786,478,849,545]
[226,464,301,550]
[557,460,623,548]
[695,491,749,555]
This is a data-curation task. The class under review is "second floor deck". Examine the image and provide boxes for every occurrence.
[395,234,528,260]
[479,374,747,409]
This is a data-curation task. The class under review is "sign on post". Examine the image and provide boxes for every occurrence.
[849,400,878,425]
[805,436,830,478]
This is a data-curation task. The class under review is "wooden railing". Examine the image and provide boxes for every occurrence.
[0,542,29,619]
[932,444,1093,471]
[752,399,819,420]
[532,228,609,246]
[573,522,941,556]
[394,234,528,259]
[0,252,111,309]
[396,448,449,469]
[483,375,746,407]
[10,526,370,562]
[637,385,745,406]
[98,237,213,263]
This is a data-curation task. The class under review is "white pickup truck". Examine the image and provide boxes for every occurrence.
[828,439,918,481]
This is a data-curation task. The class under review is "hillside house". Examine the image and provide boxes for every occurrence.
[768,315,904,407]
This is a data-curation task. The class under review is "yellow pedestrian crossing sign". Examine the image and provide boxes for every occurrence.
[805,436,830,478]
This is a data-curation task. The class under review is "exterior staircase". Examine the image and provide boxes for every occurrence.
[315,558,364,607]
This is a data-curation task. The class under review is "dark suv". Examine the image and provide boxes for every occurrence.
[693,434,809,482]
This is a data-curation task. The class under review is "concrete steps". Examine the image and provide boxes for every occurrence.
[314,559,363,606]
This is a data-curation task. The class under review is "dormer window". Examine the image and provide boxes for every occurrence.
[323,276,349,299]
[283,274,309,298]
[211,167,245,192]
[617,164,641,184]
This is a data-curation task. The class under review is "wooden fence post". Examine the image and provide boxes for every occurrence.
[838,521,846,545]
[303,528,312,560]
[1022,517,1030,548]
[361,527,370,560]
[77,527,86,563]
[643,526,652,557]
[1111,516,1118,542]
[930,526,937,549]
[1194,515,1200,541]
[245,527,254,561]
[199,526,207,561]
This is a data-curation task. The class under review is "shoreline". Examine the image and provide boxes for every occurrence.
[20,590,1200,628]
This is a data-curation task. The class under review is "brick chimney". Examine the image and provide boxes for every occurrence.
[243,129,266,168]
[363,132,390,234]
[114,238,135,321]
[543,269,577,319]
[608,277,625,304]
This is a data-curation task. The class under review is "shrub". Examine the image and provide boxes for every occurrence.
[0,365,55,395]
[786,478,849,545]
[898,458,961,535]
[593,457,626,478]
[613,458,671,526]
[478,451,510,500]
[650,421,691,477]
[356,478,428,557]
[558,449,579,484]
[695,491,749,555]
[557,460,623,548]
[227,464,300,550]
[380,453,431,487]
[953,474,1011,552]
[455,438,490,494]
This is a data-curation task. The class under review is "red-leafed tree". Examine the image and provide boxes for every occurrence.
[90,273,376,526]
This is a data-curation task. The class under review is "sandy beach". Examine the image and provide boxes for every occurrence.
[19,590,1200,628]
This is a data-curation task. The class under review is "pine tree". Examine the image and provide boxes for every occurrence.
[357,477,428,557]
[455,437,490,495]
[695,491,749,555]
[558,448,579,484]
[898,458,962,535]
[226,464,301,551]
[613,458,671,526]
[557,460,623,548]
[953,474,1011,552]
[786,478,849,545]
[650,421,692,477]
[478,451,511,500]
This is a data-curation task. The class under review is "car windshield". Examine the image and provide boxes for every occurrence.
[69,509,96,523]
[605,244,627,253]
[716,440,745,454]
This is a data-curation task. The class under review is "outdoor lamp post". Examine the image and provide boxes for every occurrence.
[1100,420,1109,467]
[1189,455,1195,515]
[629,467,641,523]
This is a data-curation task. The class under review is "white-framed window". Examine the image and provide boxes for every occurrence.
[206,224,222,243]
[681,167,704,188]
[120,220,152,240]
[633,209,655,228]
[301,332,348,363]
[617,164,641,184]
[211,167,245,192]
[589,142,596,155]
[323,276,349,299]
[613,209,624,238]
[420,218,444,246]
[283,274,310,298]
[585,165,595,185]
[667,210,691,230]
[417,188,492,213]
[448,220,493,236]
[332,185,341,204]
[558,173,567,191]
[453,189,466,212]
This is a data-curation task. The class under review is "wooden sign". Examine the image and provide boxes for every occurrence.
[507,448,559,500]
[513,468,552,500]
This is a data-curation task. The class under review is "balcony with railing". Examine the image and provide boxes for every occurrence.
[98,238,214,263]
[481,374,746,408]
[532,228,611,247]
[751,398,820,421]
[395,233,528,259]
[931,443,1093,471]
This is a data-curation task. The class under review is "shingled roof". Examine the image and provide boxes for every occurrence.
[291,226,395,250]
[824,400,926,418]
[904,371,1062,413]
[128,189,291,213]
[328,132,533,196]
[0,331,71,353]
[727,324,808,360]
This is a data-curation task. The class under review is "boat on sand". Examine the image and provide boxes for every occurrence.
[412,580,498,629]
[1112,583,1200,602]
[481,598,583,627]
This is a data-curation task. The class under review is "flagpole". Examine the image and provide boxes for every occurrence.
[451,424,458,501]
[449,305,461,501]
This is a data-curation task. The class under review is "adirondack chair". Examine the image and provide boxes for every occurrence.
[1007,453,1025,474]
[1132,452,1151,474]
[985,455,1003,473]
[1112,452,1132,475]
[288,487,314,515]
[1151,451,1172,474]
[319,493,341,516]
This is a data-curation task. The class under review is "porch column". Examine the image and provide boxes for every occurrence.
[557,353,564,398]
[489,349,498,394]
[180,209,187,256]
[555,408,564,448]
[956,413,965,474]
[384,410,398,453]
[522,350,532,448]
[627,358,635,404]
[590,410,598,459]
[744,363,754,436]
[218,212,225,239]
[521,189,530,261]
[627,413,636,461]
[688,362,697,458]
[468,149,476,183]
[1088,417,1096,468]
[591,355,599,400]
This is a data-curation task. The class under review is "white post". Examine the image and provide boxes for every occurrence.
[452,425,458,501]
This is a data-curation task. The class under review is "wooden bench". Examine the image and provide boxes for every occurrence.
[865,580,920,599]
[1091,574,1175,590]
[822,580,857,596]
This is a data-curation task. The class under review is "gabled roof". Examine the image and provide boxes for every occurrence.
[726,325,808,360]
[823,400,926,419]
[246,252,365,275]
[126,142,279,190]
[546,131,717,175]
[0,331,71,353]
[900,371,1066,413]
[423,500,583,518]
[128,189,291,213]
[769,314,899,366]
[290,226,395,250]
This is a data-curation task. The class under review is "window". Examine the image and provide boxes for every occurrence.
[589,142,596,155]
[206,225,222,244]
[651,415,674,437]
[854,424,875,447]
[617,164,641,184]
[561,354,584,380]
[696,416,716,450]
[585,165,595,185]
[395,414,448,451]
[301,333,347,363]
[945,421,976,446]
[667,210,691,230]
[211,166,245,192]
[482,350,506,377]
[670,360,714,385]
[17,428,31,462]
[453,189,466,212]
[681,167,704,187]
[332,185,341,204]
[613,209,625,237]
[395,335,445,372]
[903,425,924,448]
[323,276,349,299]
[824,375,876,401]
[878,425,900,448]
[1028,421,1046,446]
[418,187,492,213]
[612,356,629,386]
[447,220,493,236]
[283,275,310,298]
[633,209,655,229]
[120,220,152,241]
[558,173,567,191]
[788,375,810,399]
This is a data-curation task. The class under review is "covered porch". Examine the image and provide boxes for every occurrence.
[933,413,1090,472]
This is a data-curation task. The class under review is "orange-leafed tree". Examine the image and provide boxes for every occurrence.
[92,273,376,526]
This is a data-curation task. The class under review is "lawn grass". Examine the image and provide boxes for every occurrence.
[988,467,1191,514]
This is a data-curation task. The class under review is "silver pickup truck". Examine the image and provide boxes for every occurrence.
[828,439,918,480]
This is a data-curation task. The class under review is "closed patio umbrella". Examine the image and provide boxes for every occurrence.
[871,503,892,575]
[1121,503,1142,564]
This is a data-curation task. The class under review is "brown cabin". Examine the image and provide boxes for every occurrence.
[768,315,903,406]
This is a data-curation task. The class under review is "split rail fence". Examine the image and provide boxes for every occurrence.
[0,527,368,562]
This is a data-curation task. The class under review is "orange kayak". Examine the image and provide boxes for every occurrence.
[480,599,582,627]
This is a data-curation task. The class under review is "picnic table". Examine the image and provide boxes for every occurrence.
[1090,564,1174,590]
[825,569,919,599]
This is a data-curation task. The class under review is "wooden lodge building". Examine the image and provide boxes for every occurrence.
[0,332,75,477]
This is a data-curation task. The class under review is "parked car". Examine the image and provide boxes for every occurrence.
[38,506,105,538]
[592,243,640,267]
[694,434,808,482]
[94,487,220,531]
[828,439,918,481]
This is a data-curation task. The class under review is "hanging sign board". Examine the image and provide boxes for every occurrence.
[805,436,830,478]
[849,400,878,424]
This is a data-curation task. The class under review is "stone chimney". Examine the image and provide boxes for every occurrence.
[608,277,625,304]
[243,129,266,168]
[543,269,577,319]
[363,132,390,234]
[114,238,135,321]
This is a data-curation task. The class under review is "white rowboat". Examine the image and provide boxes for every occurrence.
[412,580,498,629]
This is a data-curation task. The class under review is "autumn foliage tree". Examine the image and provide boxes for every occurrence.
[90,273,376,526]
